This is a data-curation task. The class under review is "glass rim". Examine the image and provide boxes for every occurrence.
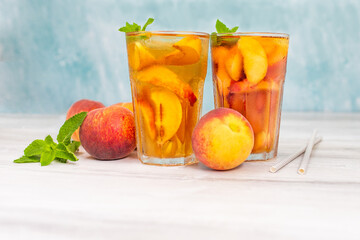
[126,31,210,38]
[213,32,289,38]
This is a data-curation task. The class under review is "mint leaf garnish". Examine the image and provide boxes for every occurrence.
[56,143,78,161]
[141,18,154,31]
[14,112,87,166]
[14,155,40,163]
[215,19,239,33]
[55,151,77,162]
[24,139,45,156]
[119,18,155,33]
[45,135,56,148]
[67,141,81,153]
[57,112,87,145]
[230,26,239,32]
[40,149,56,166]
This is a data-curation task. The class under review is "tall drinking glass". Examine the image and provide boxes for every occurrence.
[125,31,209,166]
[211,32,289,160]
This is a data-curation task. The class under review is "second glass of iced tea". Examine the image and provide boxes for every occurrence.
[125,31,209,166]
[211,32,289,160]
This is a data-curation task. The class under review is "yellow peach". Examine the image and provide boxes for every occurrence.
[192,108,254,170]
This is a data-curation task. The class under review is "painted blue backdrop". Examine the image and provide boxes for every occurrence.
[1,0,359,113]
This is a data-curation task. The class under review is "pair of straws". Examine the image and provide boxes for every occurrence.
[270,129,322,174]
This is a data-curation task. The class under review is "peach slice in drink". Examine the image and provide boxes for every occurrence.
[212,46,232,106]
[161,135,182,158]
[265,57,287,83]
[160,36,202,65]
[127,42,156,71]
[237,37,268,85]
[228,80,279,95]
[149,87,183,144]
[227,80,279,117]
[212,46,229,64]
[225,46,243,81]
[257,37,289,65]
[136,65,197,106]
[138,99,156,140]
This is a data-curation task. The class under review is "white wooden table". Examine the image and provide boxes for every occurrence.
[1,113,359,240]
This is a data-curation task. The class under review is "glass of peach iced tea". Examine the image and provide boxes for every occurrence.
[125,31,209,166]
[211,33,289,160]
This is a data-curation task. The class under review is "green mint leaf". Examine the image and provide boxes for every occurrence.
[215,19,238,33]
[141,18,154,31]
[55,151,78,162]
[57,112,87,145]
[216,19,230,33]
[230,26,239,32]
[40,149,56,166]
[45,135,57,149]
[56,142,67,151]
[24,139,45,156]
[14,155,40,163]
[119,22,141,33]
[67,141,81,153]
[119,18,154,33]
[56,142,78,161]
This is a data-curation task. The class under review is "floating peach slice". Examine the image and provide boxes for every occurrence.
[265,56,287,83]
[211,46,231,105]
[258,37,289,65]
[225,46,243,81]
[237,37,268,85]
[149,88,182,144]
[253,131,267,153]
[211,46,229,64]
[127,42,156,70]
[160,36,202,65]
[136,65,197,106]
[228,79,251,93]
[229,79,279,94]
[138,99,156,140]
[216,65,232,102]
[176,106,186,143]
[162,135,182,158]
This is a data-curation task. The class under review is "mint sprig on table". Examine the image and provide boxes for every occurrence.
[215,19,239,33]
[118,18,154,33]
[14,112,87,166]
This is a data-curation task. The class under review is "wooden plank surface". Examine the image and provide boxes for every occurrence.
[1,113,360,240]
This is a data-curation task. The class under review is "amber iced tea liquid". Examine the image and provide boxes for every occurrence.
[211,33,289,160]
[126,31,209,166]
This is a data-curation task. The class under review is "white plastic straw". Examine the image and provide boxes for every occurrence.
[298,130,320,175]
[270,134,322,173]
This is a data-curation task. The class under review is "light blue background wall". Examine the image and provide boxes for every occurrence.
[1,0,359,113]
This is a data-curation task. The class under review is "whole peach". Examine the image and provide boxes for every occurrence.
[192,108,254,170]
[79,105,136,160]
[66,99,105,141]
